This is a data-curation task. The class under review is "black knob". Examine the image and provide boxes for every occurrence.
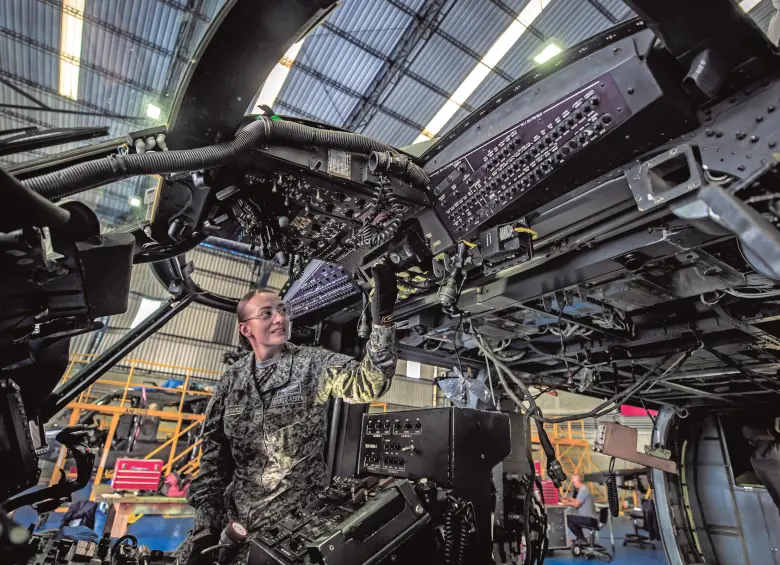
[561,146,571,155]
[568,140,578,149]
[590,95,600,106]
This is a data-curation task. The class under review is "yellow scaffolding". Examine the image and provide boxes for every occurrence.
[531,420,606,503]
[49,352,218,500]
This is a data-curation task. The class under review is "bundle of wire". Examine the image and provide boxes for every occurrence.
[476,332,694,424]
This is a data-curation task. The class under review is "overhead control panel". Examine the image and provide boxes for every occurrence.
[430,74,630,239]
[227,143,429,270]
[282,260,361,322]
[422,23,698,242]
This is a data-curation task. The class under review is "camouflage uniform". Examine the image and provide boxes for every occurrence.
[176,327,396,564]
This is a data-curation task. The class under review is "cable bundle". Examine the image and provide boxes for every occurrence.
[356,182,402,249]
[606,457,620,518]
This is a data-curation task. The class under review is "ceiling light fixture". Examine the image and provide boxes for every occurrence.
[533,42,562,64]
[414,0,554,144]
[146,103,162,120]
[129,196,141,207]
[59,0,85,100]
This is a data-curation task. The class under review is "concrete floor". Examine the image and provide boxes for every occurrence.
[545,518,668,564]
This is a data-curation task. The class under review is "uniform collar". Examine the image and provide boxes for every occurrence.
[242,342,299,393]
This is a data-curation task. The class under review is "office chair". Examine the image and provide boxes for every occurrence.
[571,507,613,562]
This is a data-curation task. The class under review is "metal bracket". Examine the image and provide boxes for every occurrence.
[644,446,672,460]
[625,144,703,211]
[699,184,780,280]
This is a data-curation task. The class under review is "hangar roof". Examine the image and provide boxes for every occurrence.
[1,0,776,228]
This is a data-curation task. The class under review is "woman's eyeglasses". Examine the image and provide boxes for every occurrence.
[241,304,290,322]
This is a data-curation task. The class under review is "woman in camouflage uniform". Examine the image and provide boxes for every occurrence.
[177,265,398,565]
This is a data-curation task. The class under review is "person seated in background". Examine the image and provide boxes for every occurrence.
[562,474,598,544]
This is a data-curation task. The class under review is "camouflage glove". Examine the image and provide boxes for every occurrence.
[370,263,397,326]
[187,528,219,565]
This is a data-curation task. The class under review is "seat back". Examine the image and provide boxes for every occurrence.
[598,507,610,527]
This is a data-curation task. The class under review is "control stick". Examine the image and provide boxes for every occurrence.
[199,522,247,565]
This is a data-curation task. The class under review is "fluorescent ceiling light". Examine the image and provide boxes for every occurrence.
[740,0,762,11]
[414,0,553,144]
[129,196,142,207]
[254,40,305,111]
[59,0,85,100]
[406,361,422,379]
[146,103,162,120]
[534,43,562,64]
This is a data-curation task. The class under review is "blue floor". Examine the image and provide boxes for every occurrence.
[545,518,668,564]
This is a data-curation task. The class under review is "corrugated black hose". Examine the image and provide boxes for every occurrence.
[22,118,429,201]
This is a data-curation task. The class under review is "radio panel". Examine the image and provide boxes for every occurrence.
[429,73,630,239]
[357,407,510,486]
[283,260,360,321]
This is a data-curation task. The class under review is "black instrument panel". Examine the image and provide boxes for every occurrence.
[429,73,631,239]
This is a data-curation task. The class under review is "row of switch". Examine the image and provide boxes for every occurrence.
[446,114,613,232]
[366,419,423,435]
[383,456,406,467]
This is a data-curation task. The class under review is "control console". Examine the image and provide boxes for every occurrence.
[429,74,630,239]
[250,477,437,565]
[358,407,510,486]
[282,260,361,322]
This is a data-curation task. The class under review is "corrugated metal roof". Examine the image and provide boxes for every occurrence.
[534,0,616,50]
[3,0,778,228]
[379,72,449,129]
[361,109,420,147]
[749,0,776,30]
[598,0,636,21]
[298,34,385,94]
[1,0,227,229]
[325,0,412,55]
[438,0,517,58]
[405,34,477,96]
[278,68,359,128]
